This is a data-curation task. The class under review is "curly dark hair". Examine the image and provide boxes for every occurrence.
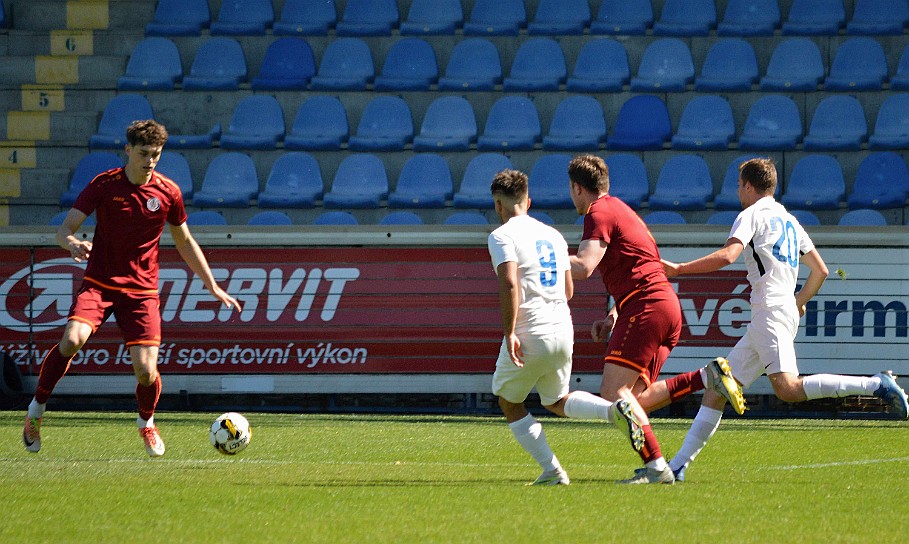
[490,169,528,199]
[126,119,168,147]
[568,154,609,194]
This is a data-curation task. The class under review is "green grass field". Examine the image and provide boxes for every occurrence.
[1,411,907,543]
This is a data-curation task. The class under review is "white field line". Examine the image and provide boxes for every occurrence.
[769,456,909,470]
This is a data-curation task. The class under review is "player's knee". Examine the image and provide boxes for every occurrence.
[135,368,158,386]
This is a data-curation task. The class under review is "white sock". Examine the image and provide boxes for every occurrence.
[27,399,46,419]
[137,415,155,429]
[563,391,614,421]
[802,374,881,400]
[509,414,560,472]
[646,457,668,471]
[669,405,724,472]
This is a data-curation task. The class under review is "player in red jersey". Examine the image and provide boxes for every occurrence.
[566,155,745,484]
[23,120,241,457]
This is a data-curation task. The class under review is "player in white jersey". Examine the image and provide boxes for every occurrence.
[487,169,647,486]
[661,158,908,481]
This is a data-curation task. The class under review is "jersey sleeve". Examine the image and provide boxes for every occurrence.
[728,208,756,245]
[71,175,104,216]
[796,222,815,254]
[487,231,516,270]
[582,207,613,243]
[167,188,188,226]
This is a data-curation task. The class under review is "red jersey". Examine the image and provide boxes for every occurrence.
[72,167,187,292]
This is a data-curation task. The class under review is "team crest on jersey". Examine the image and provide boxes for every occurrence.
[146,197,161,212]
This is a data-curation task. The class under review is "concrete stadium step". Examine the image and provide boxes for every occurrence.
[0,54,124,88]
[12,0,154,32]
[1,110,97,142]
[6,29,143,57]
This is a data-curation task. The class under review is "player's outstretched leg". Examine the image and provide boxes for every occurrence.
[612,399,644,452]
[23,415,42,453]
[874,371,909,419]
[704,357,746,415]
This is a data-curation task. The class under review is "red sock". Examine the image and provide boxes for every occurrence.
[34,344,74,404]
[664,369,705,404]
[136,375,162,421]
[639,425,663,464]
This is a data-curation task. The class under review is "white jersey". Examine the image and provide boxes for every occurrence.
[728,196,815,308]
[487,214,572,336]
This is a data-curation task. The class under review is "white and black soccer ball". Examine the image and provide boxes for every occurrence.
[209,412,251,455]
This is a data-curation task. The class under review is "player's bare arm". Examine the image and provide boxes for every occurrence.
[56,208,92,263]
[662,238,744,277]
[795,249,829,316]
[496,260,523,367]
[570,238,607,279]
[169,222,242,312]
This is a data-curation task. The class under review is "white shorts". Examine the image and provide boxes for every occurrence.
[491,328,573,406]
[727,305,800,388]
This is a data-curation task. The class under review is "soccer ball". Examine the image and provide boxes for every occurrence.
[209,412,252,455]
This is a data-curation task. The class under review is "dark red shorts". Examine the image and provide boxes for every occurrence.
[68,283,161,347]
[605,282,681,386]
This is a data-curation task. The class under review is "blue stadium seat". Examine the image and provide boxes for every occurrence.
[781,154,845,210]
[0,3,5,29]
[695,38,759,91]
[248,211,292,225]
[314,212,358,225]
[60,152,122,207]
[463,0,526,35]
[529,211,555,225]
[503,38,566,91]
[380,211,424,225]
[437,38,502,91]
[527,154,574,208]
[336,0,399,36]
[146,0,210,36]
[258,152,323,208]
[273,0,336,35]
[760,38,824,91]
[644,211,687,225]
[738,95,803,150]
[790,209,821,226]
[117,38,182,90]
[400,0,463,34]
[847,152,909,209]
[803,95,867,151]
[604,153,649,209]
[89,94,155,149]
[374,38,438,91]
[543,95,607,151]
[718,0,780,35]
[477,96,541,151]
[591,0,653,34]
[454,153,512,208]
[714,154,766,210]
[444,212,489,225]
[210,0,273,35]
[825,37,888,91]
[323,154,388,208]
[671,95,735,150]
[348,96,414,151]
[648,154,714,211]
[50,211,96,227]
[847,0,909,34]
[285,96,349,151]
[193,152,259,208]
[782,0,846,34]
[653,0,716,36]
[182,37,247,90]
[869,94,909,149]
[566,38,629,92]
[155,151,194,200]
[309,38,374,90]
[413,96,477,152]
[838,208,887,226]
[167,124,222,150]
[607,95,671,150]
[891,45,909,90]
[630,38,694,92]
[388,154,453,208]
[251,37,316,90]
[187,211,227,225]
[219,95,285,150]
[528,0,591,35]
[706,210,742,225]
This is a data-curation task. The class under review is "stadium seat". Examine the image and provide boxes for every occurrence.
[802,95,867,151]
[117,38,182,90]
[273,0,336,35]
[192,152,259,208]
[543,95,607,151]
[695,38,759,92]
[566,38,629,92]
[530,211,555,225]
[219,95,285,150]
[454,153,512,208]
[718,0,781,35]
[527,154,574,208]
[644,211,687,225]
[781,154,845,210]
[503,38,566,91]
[336,0,399,36]
[824,38,888,91]
[838,209,887,226]
[847,152,909,209]
[380,211,424,225]
[182,37,247,90]
[186,211,227,225]
[738,95,803,150]
[251,37,316,90]
[444,212,489,225]
[388,154,453,208]
[847,0,909,34]
[604,153,649,209]
[607,95,672,150]
[630,38,694,92]
[528,0,591,35]
[437,38,502,91]
[891,45,909,90]
[146,0,210,36]
[309,38,374,90]
[760,38,824,91]
[671,95,735,150]
[50,211,96,227]
[714,154,766,210]
[706,210,742,225]
[248,211,292,225]
[400,0,463,34]
[210,0,273,35]
[413,96,477,152]
[155,151,194,200]
[167,124,222,150]
[89,94,155,149]
[374,38,438,91]
[348,96,414,151]
[591,0,653,34]
[323,154,388,208]
[652,0,716,36]
[648,154,714,210]
[463,0,526,35]
[314,211,358,225]
[0,2,5,29]
[60,152,123,207]
[258,152,323,208]
[477,96,541,151]
[869,94,909,149]
[782,0,846,34]
[790,209,821,226]
[285,96,349,151]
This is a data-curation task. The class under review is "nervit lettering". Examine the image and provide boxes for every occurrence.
[805,299,908,337]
